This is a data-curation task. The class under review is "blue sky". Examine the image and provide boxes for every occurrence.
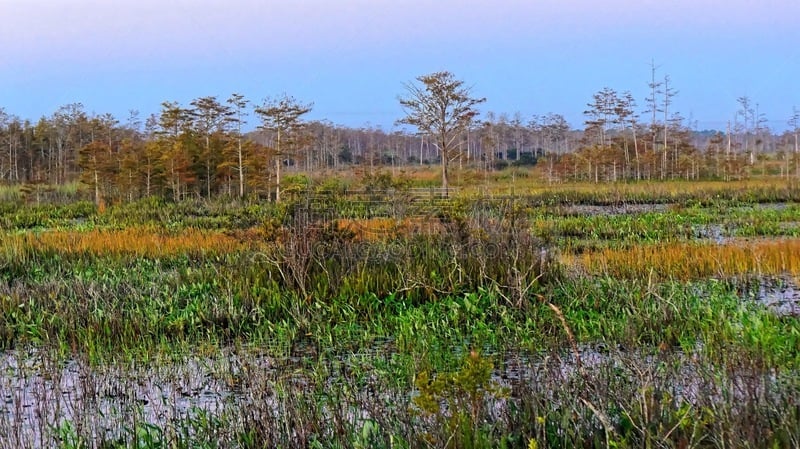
[1,0,798,131]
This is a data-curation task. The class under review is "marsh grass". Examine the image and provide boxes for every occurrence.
[1,179,800,447]
[0,200,554,356]
[1,324,798,448]
[571,239,800,281]
[2,227,245,260]
[0,184,20,203]
[484,177,800,204]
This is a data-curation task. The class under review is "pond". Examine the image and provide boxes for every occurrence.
[2,338,796,447]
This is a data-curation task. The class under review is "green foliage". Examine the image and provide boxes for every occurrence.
[413,350,508,449]
[1,185,800,447]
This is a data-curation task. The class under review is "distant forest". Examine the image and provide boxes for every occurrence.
[1,85,799,204]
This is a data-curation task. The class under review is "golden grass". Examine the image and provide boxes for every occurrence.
[311,166,443,187]
[5,227,246,258]
[299,164,800,197]
[568,238,800,280]
[437,167,800,197]
[337,217,445,241]
[337,217,401,241]
[502,177,797,197]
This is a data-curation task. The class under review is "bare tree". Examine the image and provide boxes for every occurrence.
[645,60,663,151]
[227,93,249,198]
[0,108,9,180]
[789,106,800,177]
[541,113,570,155]
[616,91,640,179]
[584,87,617,147]
[753,103,768,168]
[662,75,678,177]
[397,71,485,195]
[736,95,756,164]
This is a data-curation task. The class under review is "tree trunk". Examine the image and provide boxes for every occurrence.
[275,130,282,203]
[94,168,100,205]
[275,158,281,203]
[794,132,800,178]
[441,146,449,197]
[633,126,640,180]
[419,136,424,165]
[238,138,244,198]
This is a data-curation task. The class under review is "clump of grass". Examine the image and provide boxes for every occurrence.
[0,184,20,203]
[2,227,245,260]
[570,239,800,281]
[516,178,800,206]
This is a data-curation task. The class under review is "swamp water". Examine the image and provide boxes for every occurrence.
[749,276,800,317]
[2,338,796,447]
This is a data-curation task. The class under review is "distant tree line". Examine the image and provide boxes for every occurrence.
[1,70,799,203]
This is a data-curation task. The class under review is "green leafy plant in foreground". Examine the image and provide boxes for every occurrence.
[413,350,510,449]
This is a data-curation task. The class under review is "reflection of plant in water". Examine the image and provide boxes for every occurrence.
[413,350,509,448]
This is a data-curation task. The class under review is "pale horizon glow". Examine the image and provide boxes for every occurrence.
[1,0,798,131]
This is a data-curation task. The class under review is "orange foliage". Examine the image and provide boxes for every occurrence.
[571,239,800,280]
[337,217,445,241]
[12,227,246,258]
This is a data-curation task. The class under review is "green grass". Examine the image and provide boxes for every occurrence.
[1,181,799,447]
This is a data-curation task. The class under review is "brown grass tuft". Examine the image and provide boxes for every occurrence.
[569,238,800,281]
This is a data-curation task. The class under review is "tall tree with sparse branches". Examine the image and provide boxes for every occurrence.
[254,94,312,203]
[227,93,249,198]
[617,91,640,179]
[662,75,678,177]
[583,87,618,147]
[190,96,232,197]
[397,71,485,195]
[646,60,663,151]
[789,106,800,177]
[737,95,754,163]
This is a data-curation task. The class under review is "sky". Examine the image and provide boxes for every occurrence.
[1,0,798,132]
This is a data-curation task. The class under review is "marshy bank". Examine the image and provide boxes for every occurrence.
[1,182,799,447]
[2,336,798,448]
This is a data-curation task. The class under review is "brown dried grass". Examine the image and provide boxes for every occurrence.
[7,227,245,258]
[569,238,800,281]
